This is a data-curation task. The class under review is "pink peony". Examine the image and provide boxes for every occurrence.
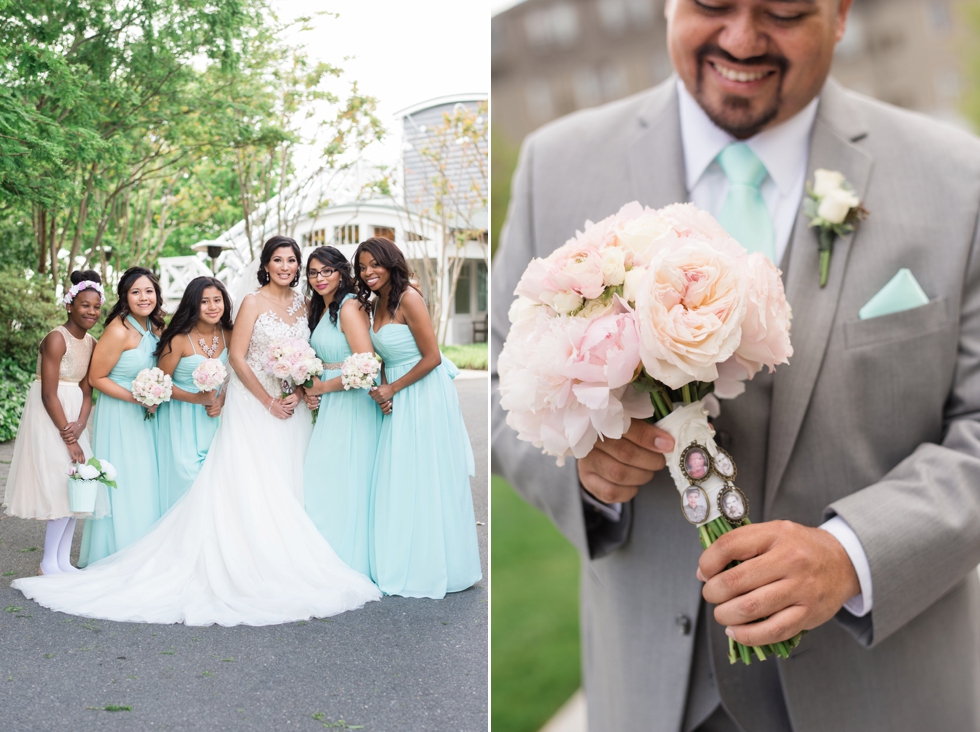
[634,241,747,388]
[733,253,793,380]
[497,299,653,465]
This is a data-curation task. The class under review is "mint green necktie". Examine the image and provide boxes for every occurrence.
[716,143,775,262]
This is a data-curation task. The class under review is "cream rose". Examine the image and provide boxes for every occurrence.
[634,242,747,388]
[552,291,584,315]
[622,265,647,304]
[812,169,846,198]
[817,187,860,225]
[600,246,626,286]
[615,212,673,266]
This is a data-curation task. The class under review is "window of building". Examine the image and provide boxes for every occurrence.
[333,224,360,245]
[405,231,428,241]
[573,67,601,109]
[373,226,396,242]
[525,77,555,121]
[524,2,579,50]
[477,261,488,313]
[455,262,472,315]
[303,229,327,246]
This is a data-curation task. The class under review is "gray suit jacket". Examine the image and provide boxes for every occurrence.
[491,78,980,732]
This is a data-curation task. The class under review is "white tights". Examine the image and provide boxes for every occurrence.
[40,517,79,575]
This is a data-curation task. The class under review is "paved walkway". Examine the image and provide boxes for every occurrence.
[0,376,488,732]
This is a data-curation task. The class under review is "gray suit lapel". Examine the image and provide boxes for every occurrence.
[765,80,875,513]
[628,80,689,208]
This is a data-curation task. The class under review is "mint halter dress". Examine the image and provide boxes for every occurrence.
[79,315,161,567]
[303,294,382,576]
[368,318,482,598]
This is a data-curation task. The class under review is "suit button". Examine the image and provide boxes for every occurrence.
[676,615,692,635]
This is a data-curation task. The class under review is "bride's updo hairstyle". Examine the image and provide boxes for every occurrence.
[306,246,359,332]
[353,237,417,320]
[103,266,166,330]
[154,276,234,360]
[257,235,302,287]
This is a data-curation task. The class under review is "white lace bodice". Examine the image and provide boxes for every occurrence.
[235,291,310,399]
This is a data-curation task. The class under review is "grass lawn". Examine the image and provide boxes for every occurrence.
[440,342,488,370]
[492,476,581,732]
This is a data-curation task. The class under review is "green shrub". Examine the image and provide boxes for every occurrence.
[0,268,63,372]
[440,343,488,370]
[0,358,34,442]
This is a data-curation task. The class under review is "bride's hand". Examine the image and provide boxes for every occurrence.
[268,398,292,420]
[280,392,301,413]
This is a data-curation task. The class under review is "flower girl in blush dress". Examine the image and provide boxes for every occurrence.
[155,277,232,513]
[79,267,165,567]
[12,237,380,626]
[355,237,482,598]
[302,246,387,576]
[2,270,104,575]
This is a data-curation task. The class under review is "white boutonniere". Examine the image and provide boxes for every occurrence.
[803,169,868,287]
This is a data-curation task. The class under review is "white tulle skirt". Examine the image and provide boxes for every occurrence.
[3,380,107,520]
[12,374,381,626]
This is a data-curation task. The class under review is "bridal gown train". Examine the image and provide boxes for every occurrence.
[12,294,382,626]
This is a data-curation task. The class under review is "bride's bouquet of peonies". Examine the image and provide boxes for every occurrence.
[341,352,383,391]
[498,201,798,664]
[132,367,172,421]
[191,358,228,393]
[263,338,324,423]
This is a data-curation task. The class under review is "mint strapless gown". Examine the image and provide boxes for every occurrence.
[157,345,229,513]
[368,324,482,598]
[79,316,161,567]
[303,295,382,576]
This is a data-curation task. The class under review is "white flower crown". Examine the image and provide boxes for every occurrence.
[64,280,106,306]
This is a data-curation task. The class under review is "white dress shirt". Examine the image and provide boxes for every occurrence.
[581,81,873,618]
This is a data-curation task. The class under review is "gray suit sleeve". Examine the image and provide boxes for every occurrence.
[828,204,980,648]
[491,134,634,560]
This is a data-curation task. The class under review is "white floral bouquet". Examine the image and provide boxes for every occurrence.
[263,338,323,423]
[192,358,228,393]
[132,367,173,421]
[498,202,796,664]
[341,352,383,391]
[67,457,116,516]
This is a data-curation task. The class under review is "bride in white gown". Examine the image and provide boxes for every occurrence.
[12,236,381,626]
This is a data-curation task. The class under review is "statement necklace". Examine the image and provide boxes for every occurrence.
[196,327,220,358]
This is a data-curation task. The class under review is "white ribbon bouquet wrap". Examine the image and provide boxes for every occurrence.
[498,202,798,664]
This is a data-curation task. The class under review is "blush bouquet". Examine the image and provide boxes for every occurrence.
[341,352,383,391]
[191,358,228,393]
[132,367,173,421]
[498,202,796,664]
[263,338,324,422]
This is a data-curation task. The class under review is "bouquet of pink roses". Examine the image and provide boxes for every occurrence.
[341,352,383,391]
[191,358,228,393]
[498,202,796,664]
[132,367,172,421]
[263,338,323,423]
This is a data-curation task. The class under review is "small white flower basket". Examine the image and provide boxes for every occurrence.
[66,458,116,518]
[68,478,101,513]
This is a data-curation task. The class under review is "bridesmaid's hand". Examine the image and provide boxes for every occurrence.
[370,384,395,404]
[67,442,85,464]
[304,392,321,411]
[145,404,159,415]
[196,390,217,407]
[62,420,85,443]
[380,399,392,415]
[205,401,222,418]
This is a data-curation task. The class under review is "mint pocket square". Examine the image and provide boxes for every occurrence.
[858,268,930,320]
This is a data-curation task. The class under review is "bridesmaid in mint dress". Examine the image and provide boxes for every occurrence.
[79,267,165,567]
[155,277,233,514]
[302,246,386,576]
[354,237,481,598]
